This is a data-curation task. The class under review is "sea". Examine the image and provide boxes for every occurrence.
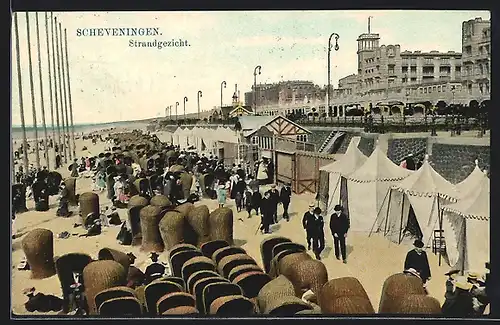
[11,120,152,142]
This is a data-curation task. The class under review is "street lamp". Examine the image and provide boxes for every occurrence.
[221,81,226,108]
[169,105,172,121]
[197,90,203,120]
[175,102,179,122]
[327,33,340,110]
[253,65,262,114]
[183,96,188,123]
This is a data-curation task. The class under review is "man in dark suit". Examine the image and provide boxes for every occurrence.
[302,203,316,250]
[268,184,280,224]
[260,191,273,234]
[280,182,292,221]
[404,239,431,284]
[330,204,350,264]
[311,207,325,260]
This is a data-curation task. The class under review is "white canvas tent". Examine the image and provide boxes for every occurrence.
[441,174,489,272]
[178,127,189,148]
[319,137,367,217]
[172,127,182,146]
[372,155,460,247]
[455,159,485,199]
[346,144,412,232]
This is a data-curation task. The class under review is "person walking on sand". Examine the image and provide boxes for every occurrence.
[311,207,325,260]
[330,204,350,264]
[302,203,316,250]
[260,191,273,234]
[280,182,292,221]
[404,239,431,284]
[217,184,227,208]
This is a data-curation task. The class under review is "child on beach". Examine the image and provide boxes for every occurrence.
[217,184,227,208]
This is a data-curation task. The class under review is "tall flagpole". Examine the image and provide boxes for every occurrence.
[55,16,67,164]
[50,13,62,161]
[59,21,72,160]
[45,12,56,168]
[14,12,30,174]
[63,28,76,158]
[26,12,41,169]
[35,12,50,169]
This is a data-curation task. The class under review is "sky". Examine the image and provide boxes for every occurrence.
[11,10,490,125]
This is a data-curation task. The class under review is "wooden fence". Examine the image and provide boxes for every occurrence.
[275,149,335,194]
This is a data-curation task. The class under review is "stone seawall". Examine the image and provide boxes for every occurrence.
[307,127,490,184]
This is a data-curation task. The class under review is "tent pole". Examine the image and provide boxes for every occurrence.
[398,193,405,244]
[369,187,390,237]
[461,220,467,275]
[383,188,393,236]
[438,197,442,266]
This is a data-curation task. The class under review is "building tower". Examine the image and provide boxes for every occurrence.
[356,16,381,91]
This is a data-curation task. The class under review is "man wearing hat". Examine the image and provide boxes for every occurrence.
[302,203,316,250]
[279,182,292,222]
[442,276,474,316]
[467,271,489,315]
[330,205,350,264]
[404,239,431,284]
[268,184,280,224]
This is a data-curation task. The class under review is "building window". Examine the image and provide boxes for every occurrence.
[479,83,483,94]
[479,64,484,75]
[424,58,433,65]
[410,67,417,73]
[252,136,257,145]
[485,63,489,74]
[468,84,472,94]
[485,83,490,94]
[402,66,408,73]
[432,86,436,92]
[411,77,417,82]
[424,88,427,94]
[442,85,447,92]
[465,46,472,55]
[456,66,461,73]
[438,86,441,92]
[420,88,423,94]
[388,47,394,56]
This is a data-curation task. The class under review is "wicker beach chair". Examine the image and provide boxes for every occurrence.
[260,236,292,274]
[200,240,230,259]
[170,250,203,278]
[95,286,137,312]
[156,292,196,315]
[193,277,228,313]
[144,280,184,315]
[22,228,56,279]
[98,296,143,316]
[228,264,263,283]
[233,271,271,299]
[218,253,258,278]
[202,282,243,315]
[181,256,216,283]
[187,270,221,294]
[212,246,246,265]
[209,295,255,316]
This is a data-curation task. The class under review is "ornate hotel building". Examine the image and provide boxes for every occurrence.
[245,17,490,116]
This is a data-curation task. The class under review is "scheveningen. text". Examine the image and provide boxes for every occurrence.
[76,27,161,37]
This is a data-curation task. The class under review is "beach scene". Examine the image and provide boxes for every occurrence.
[11,10,490,318]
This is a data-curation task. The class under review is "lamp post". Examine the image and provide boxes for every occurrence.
[197,91,203,121]
[253,65,262,114]
[183,96,188,124]
[327,33,340,110]
[221,81,226,108]
[175,102,179,123]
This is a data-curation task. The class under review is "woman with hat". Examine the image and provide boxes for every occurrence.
[442,276,474,317]
[467,271,489,315]
[404,239,431,284]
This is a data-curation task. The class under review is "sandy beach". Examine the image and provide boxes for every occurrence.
[11,128,453,316]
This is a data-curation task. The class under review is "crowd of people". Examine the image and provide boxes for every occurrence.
[12,129,491,317]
